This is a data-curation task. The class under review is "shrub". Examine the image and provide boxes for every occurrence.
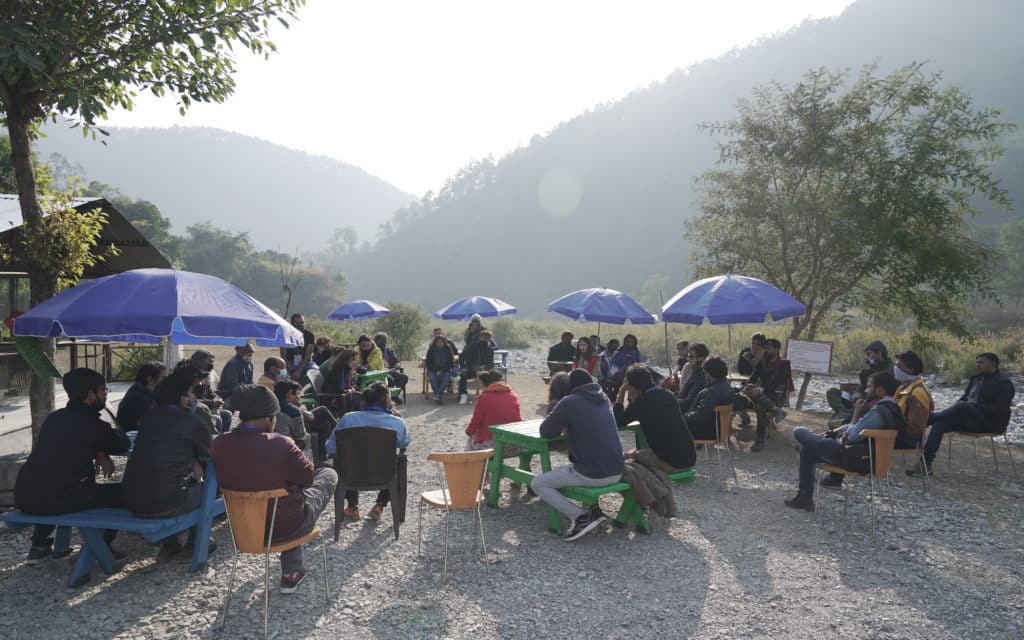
[111,344,165,381]
[373,302,428,360]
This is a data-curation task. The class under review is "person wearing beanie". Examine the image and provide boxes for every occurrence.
[211,384,338,594]
[532,369,624,542]
[463,314,485,349]
[15,368,130,567]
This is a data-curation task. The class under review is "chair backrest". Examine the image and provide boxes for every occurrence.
[308,367,323,393]
[427,449,494,510]
[713,404,733,445]
[221,488,288,554]
[861,429,898,477]
[333,426,399,488]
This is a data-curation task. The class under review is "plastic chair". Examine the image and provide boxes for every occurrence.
[417,449,493,580]
[891,436,929,494]
[947,429,1018,481]
[815,429,898,533]
[331,427,407,541]
[692,405,739,488]
[220,488,328,640]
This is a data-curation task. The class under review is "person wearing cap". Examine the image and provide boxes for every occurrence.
[122,366,215,559]
[211,384,338,594]
[532,369,624,542]
[184,349,232,432]
[14,368,131,566]
[116,361,166,430]
[826,340,894,425]
[457,329,497,405]
[217,344,255,408]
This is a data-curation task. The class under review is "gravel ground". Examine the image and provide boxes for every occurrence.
[1,344,1022,639]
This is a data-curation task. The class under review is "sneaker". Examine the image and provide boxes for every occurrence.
[459,394,468,405]
[783,493,815,512]
[434,396,442,404]
[343,506,361,521]
[279,569,307,594]
[751,438,766,452]
[26,544,52,565]
[367,504,384,522]
[906,461,933,477]
[562,511,608,542]
[820,474,844,490]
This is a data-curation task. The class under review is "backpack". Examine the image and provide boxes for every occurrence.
[839,401,905,474]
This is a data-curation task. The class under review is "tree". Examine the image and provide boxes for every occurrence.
[688,64,1012,404]
[81,181,183,265]
[182,222,253,284]
[0,1,304,438]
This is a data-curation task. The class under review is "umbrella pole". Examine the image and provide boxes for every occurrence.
[164,340,182,370]
[659,290,670,372]
[728,325,732,355]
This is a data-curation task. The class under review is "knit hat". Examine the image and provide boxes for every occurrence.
[865,341,888,358]
[232,384,280,421]
[470,313,483,324]
[62,368,106,401]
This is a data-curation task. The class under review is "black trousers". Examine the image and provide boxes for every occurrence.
[345,489,390,508]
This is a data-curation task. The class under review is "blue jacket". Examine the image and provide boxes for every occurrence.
[540,382,623,479]
[218,355,253,398]
[326,405,411,455]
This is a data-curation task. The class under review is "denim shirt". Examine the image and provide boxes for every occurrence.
[841,397,896,443]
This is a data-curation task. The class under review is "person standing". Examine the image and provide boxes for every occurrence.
[281,313,316,382]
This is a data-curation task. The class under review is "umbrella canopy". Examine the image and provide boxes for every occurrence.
[327,299,390,321]
[547,287,657,325]
[434,296,516,320]
[661,274,806,324]
[14,268,304,347]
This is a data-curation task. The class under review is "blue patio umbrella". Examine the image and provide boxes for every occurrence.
[14,268,304,347]
[547,287,657,325]
[434,296,517,321]
[327,300,390,321]
[661,274,805,324]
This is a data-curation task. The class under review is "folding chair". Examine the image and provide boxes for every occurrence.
[947,429,1018,480]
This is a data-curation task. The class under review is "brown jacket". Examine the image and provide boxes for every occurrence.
[621,456,677,517]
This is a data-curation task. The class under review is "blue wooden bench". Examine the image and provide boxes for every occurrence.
[1,459,225,588]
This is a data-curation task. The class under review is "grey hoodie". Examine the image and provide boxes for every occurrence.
[540,382,624,479]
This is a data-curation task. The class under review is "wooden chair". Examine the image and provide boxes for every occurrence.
[692,405,739,488]
[332,427,406,541]
[220,488,328,640]
[947,429,1018,481]
[815,429,898,533]
[417,449,493,580]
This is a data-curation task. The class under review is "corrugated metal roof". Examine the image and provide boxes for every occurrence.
[0,193,100,230]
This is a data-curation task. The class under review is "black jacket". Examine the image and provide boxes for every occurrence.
[15,402,131,512]
[736,348,756,377]
[677,368,708,411]
[540,382,624,479]
[461,339,496,370]
[684,379,735,441]
[858,358,894,392]
[115,382,155,430]
[122,405,212,515]
[547,341,578,363]
[614,387,696,470]
[959,371,1016,430]
[426,341,457,371]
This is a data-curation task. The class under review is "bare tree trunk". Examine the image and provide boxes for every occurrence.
[6,106,57,442]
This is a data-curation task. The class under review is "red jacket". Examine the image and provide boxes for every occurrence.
[466,382,522,445]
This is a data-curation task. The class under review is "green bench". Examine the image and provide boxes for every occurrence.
[558,468,696,535]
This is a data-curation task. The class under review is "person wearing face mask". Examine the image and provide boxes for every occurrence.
[15,368,131,566]
[116,361,166,431]
[826,340,894,426]
[122,366,215,559]
[217,343,255,409]
[185,349,232,432]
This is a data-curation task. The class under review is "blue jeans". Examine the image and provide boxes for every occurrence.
[427,370,451,398]
[922,403,993,464]
[793,426,842,497]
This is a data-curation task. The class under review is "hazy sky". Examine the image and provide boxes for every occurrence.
[103,0,855,196]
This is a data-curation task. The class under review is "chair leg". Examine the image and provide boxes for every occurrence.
[442,509,451,581]
[885,475,896,525]
[919,451,930,495]
[321,537,329,603]
[1004,434,1019,480]
[476,505,487,563]
[725,439,740,488]
[814,472,821,513]
[989,436,999,473]
[868,475,876,535]
[973,438,981,479]
[221,549,239,630]
[417,501,423,557]
[264,549,271,640]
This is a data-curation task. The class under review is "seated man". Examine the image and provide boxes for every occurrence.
[281,313,316,382]
[14,369,131,564]
[116,361,165,431]
[356,333,386,371]
[122,366,214,558]
[183,349,232,432]
[531,369,624,542]
[432,327,460,358]
[274,379,337,464]
[374,332,409,402]
[458,329,497,405]
[257,356,287,390]
[546,331,577,374]
[826,340,893,424]
[909,352,1015,477]
[217,343,254,408]
[785,371,903,511]
[599,338,620,387]
[682,357,735,441]
[211,385,338,594]
[613,364,696,473]
[743,338,794,452]
[676,343,709,412]
[736,333,766,378]
[326,382,410,523]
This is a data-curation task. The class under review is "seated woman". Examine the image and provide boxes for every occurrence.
[425,334,457,403]
[465,370,522,457]
[312,337,334,366]
[319,348,361,414]
[612,363,696,474]
[326,382,410,523]
[609,334,644,389]
[572,336,603,382]
[546,371,571,415]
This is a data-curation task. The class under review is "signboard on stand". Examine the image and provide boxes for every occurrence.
[785,339,833,375]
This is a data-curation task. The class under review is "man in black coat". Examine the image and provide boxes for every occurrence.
[15,368,130,564]
[684,358,735,441]
[911,352,1016,476]
[614,364,696,472]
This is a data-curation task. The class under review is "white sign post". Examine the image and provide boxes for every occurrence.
[785,339,833,375]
